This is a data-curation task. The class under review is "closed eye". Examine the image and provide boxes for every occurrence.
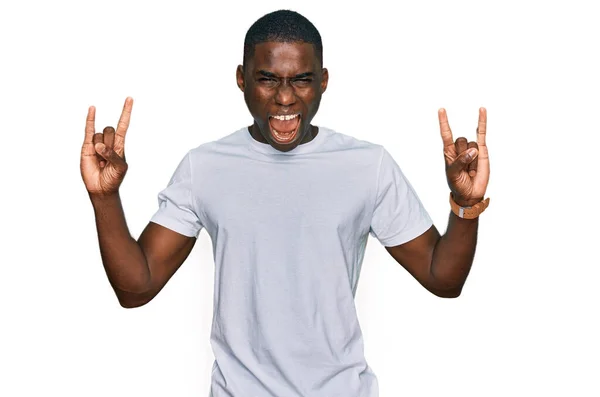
[257,77,279,88]
[292,78,312,86]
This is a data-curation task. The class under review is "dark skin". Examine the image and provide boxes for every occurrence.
[80,41,488,308]
[390,107,490,298]
[236,41,329,152]
[81,100,196,308]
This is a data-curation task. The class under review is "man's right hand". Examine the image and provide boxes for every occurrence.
[81,96,198,308]
[81,97,133,196]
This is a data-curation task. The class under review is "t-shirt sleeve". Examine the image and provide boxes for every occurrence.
[369,147,433,247]
[150,151,203,238]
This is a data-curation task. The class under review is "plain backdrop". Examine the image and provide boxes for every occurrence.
[1,0,599,396]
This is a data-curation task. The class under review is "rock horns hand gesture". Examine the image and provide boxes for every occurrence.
[439,107,490,207]
[80,97,133,196]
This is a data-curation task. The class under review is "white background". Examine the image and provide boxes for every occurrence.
[1,0,599,396]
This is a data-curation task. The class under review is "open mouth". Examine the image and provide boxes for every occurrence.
[268,113,301,144]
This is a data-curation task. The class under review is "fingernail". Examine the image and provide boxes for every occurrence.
[468,148,478,157]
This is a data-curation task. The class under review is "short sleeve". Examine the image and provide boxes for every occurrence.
[150,151,203,238]
[369,147,433,247]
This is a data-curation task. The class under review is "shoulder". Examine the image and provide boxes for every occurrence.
[318,126,387,164]
[319,126,385,153]
[186,128,249,160]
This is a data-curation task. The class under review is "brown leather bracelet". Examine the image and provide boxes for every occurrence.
[449,193,490,219]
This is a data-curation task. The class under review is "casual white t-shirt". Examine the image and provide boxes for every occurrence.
[150,126,433,397]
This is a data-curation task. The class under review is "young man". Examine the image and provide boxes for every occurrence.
[80,9,490,397]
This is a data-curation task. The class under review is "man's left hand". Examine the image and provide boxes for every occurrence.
[438,107,490,207]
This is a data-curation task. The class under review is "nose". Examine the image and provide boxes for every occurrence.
[274,81,296,107]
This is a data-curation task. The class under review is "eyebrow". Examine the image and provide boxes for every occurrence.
[257,70,315,78]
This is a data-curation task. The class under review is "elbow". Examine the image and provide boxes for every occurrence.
[426,281,464,298]
[114,287,156,309]
[432,288,462,298]
[425,271,466,298]
[118,299,150,309]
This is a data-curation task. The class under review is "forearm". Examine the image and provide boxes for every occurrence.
[90,192,151,294]
[429,211,478,295]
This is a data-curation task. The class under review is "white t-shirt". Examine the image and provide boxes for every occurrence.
[150,126,433,397]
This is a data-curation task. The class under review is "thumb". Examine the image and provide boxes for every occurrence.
[95,143,126,169]
[448,148,478,178]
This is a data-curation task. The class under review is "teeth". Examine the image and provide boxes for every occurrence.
[271,114,299,121]
[273,128,294,140]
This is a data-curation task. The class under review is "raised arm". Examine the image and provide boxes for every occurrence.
[385,108,490,298]
[81,98,196,308]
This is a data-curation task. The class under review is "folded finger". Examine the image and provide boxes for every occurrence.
[95,143,127,171]
[455,137,467,156]
[92,133,105,166]
[92,133,104,145]
[103,126,115,150]
[467,141,478,177]
[447,148,478,180]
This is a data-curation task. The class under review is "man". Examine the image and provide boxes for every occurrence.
[80,9,490,397]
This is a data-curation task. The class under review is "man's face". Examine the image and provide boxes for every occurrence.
[237,41,328,152]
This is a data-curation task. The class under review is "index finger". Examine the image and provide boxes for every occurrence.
[477,107,487,146]
[438,108,454,148]
[84,106,96,144]
[114,97,133,153]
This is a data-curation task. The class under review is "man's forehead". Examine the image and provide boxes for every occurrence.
[249,41,318,71]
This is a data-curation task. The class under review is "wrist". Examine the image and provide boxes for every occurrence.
[89,191,120,206]
[449,192,490,219]
[451,193,482,208]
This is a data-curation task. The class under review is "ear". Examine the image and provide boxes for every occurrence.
[236,65,245,92]
[320,68,329,93]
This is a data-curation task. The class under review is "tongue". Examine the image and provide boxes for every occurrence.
[270,117,300,133]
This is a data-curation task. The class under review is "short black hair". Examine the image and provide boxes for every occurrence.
[243,10,323,69]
